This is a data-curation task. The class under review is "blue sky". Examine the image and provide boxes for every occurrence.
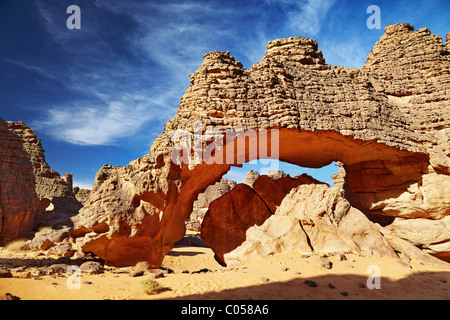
[0,0,448,188]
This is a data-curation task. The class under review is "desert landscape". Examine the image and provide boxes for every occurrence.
[1,6,450,302]
[1,232,449,300]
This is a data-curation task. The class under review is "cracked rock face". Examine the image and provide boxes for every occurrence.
[0,118,39,244]
[6,121,82,227]
[72,24,450,267]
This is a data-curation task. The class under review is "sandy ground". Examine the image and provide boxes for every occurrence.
[1,243,449,300]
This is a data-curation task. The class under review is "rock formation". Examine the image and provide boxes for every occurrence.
[73,187,91,207]
[244,170,260,187]
[224,181,447,267]
[187,178,236,231]
[7,121,82,228]
[252,173,323,213]
[201,184,272,265]
[0,118,39,244]
[72,24,450,267]
[201,172,321,265]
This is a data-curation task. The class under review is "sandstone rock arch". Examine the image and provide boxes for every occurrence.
[72,24,450,267]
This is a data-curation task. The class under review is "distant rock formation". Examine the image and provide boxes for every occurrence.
[187,178,236,232]
[72,24,450,267]
[7,121,82,228]
[244,170,260,187]
[0,118,39,244]
[73,187,91,207]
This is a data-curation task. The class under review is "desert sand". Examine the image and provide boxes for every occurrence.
[1,237,449,300]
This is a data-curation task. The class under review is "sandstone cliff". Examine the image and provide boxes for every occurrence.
[72,24,450,267]
[0,118,39,244]
[7,121,82,228]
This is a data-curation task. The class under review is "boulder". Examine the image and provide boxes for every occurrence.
[27,227,70,251]
[201,184,272,265]
[80,261,104,275]
[386,215,450,262]
[224,215,312,265]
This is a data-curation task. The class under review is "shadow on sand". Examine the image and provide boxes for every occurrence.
[163,271,450,300]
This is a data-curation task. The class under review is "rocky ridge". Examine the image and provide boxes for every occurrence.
[6,121,83,229]
[0,119,38,244]
[3,24,448,268]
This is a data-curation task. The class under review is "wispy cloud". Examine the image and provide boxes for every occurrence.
[33,1,180,146]
[2,57,55,78]
[266,0,337,36]
[289,0,337,36]
[38,96,156,146]
[32,0,340,147]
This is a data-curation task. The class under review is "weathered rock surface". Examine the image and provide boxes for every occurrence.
[201,184,272,266]
[386,216,450,262]
[72,24,450,267]
[225,183,448,268]
[252,173,323,213]
[26,227,70,251]
[201,172,323,265]
[244,170,260,187]
[0,118,39,244]
[6,121,82,227]
[187,178,236,231]
[73,187,91,207]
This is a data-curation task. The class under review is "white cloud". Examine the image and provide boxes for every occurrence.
[33,0,341,147]
[2,58,46,74]
[73,179,94,190]
[287,0,337,36]
[33,2,183,146]
[37,95,160,146]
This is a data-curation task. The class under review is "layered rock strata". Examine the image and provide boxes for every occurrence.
[6,121,82,227]
[72,24,450,267]
[0,118,39,244]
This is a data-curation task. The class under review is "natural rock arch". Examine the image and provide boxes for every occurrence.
[72,24,450,267]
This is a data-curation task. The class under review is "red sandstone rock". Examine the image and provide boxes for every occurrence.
[252,173,323,213]
[7,121,82,221]
[0,118,39,244]
[201,184,272,266]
